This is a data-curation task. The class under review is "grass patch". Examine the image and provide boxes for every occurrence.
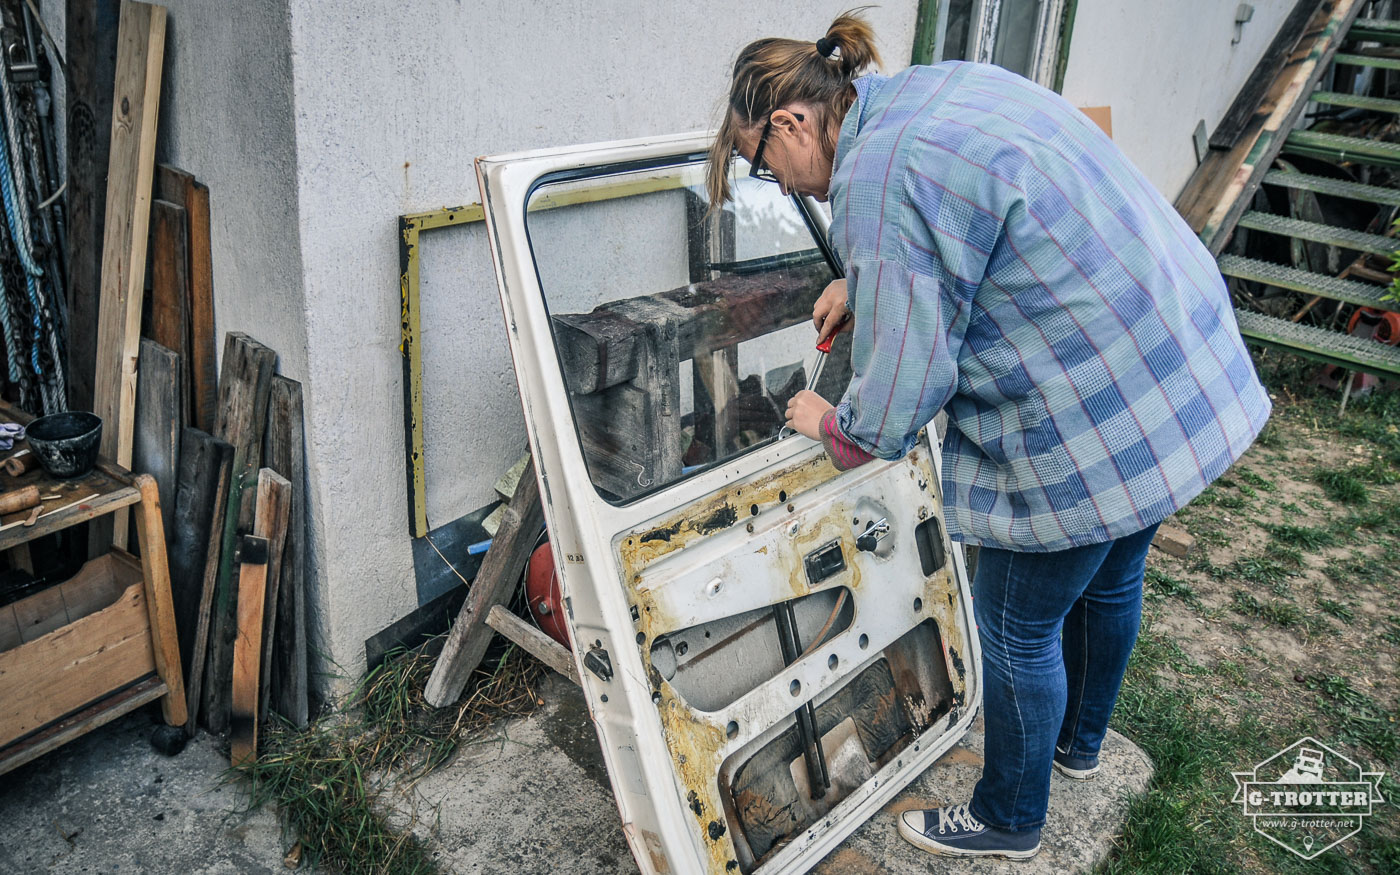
[1231,590,1303,628]
[1305,675,1400,763]
[1315,598,1354,623]
[1263,523,1336,551]
[1237,470,1276,492]
[1144,567,1200,608]
[1315,468,1371,505]
[235,639,545,874]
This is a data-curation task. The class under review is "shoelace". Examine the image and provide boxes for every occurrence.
[936,803,985,835]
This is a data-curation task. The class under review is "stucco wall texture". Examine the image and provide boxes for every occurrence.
[1059,0,1298,197]
[88,0,1295,693]
[290,0,915,688]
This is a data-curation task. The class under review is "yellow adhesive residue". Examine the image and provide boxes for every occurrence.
[654,689,738,873]
[618,454,840,581]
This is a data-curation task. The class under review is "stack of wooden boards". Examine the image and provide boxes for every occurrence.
[78,2,308,761]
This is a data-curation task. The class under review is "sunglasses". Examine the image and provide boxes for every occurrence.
[748,112,804,184]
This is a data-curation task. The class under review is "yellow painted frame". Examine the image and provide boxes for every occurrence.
[398,165,706,536]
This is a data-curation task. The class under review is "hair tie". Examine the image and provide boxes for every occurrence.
[816,37,841,60]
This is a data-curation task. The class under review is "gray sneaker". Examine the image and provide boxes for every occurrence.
[1053,745,1101,780]
[897,803,1041,859]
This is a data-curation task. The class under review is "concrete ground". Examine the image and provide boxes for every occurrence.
[0,676,1152,873]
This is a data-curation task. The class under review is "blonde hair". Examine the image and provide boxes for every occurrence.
[706,10,882,207]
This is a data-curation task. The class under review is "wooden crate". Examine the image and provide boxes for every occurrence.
[0,551,158,750]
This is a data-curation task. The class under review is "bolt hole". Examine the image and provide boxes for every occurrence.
[779,490,787,502]
[750,504,759,516]
[787,503,795,512]
[652,692,662,705]
[828,654,838,671]
[636,632,645,644]
[704,631,711,639]
[726,720,739,740]
[913,597,923,613]
[676,641,688,656]
[858,633,869,650]
[600,694,608,703]
[789,679,801,697]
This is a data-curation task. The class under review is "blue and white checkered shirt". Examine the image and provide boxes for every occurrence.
[823,62,1271,552]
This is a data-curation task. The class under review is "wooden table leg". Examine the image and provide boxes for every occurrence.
[132,473,188,726]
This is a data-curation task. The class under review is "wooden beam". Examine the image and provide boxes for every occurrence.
[131,473,187,728]
[131,339,181,549]
[92,0,166,473]
[425,458,545,707]
[168,427,232,735]
[485,605,579,686]
[203,333,276,732]
[230,533,269,767]
[64,0,120,412]
[156,165,217,433]
[253,466,292,730]
[146,199,191,425]
[262,377,309,727]
[1175,0,1365,253]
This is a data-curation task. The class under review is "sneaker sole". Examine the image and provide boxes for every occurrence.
[1052,759,1100,780]
[897,817,1041,860]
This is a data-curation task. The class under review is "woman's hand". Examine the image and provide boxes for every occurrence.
[785,390,833,441]
[813,279,852,345]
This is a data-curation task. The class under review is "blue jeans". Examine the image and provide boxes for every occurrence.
[967,522,1160,832]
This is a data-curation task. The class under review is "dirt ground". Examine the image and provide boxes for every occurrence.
[1117,357,1400,872]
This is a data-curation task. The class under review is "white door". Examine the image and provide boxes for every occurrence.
[475,132,981,875]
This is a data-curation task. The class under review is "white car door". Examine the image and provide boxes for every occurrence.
[475,132,981,875]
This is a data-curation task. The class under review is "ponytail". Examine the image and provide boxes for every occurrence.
[706,9,882,207]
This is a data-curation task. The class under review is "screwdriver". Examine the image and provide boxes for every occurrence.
[780,312,850,439]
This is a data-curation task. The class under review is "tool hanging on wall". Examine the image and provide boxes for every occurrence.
[0,0,67,416]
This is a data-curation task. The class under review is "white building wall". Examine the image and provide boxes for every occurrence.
[112,0,1313,693]
[281,1,919,685]
[1060,0,1300,198]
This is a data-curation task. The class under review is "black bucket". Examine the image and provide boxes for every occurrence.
[26,412,103,479]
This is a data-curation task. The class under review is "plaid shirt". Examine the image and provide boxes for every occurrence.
[822,62,1271,552]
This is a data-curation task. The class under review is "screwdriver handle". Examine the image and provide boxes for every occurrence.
[816,335,835,354]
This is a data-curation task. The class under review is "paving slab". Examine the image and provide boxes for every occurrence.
[0,674,1152,873]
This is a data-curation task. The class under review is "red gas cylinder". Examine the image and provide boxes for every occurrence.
[526,542,570,647]
[1348,308,1400,345]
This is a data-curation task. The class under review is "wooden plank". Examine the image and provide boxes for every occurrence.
[203,333,276,733]
[168,428,232,734]
[146,200,191,425]
[92,0,167,479]
[0,579,154,748]
[230,534,269,767]
[132,339,181,549]
[485,605,580,686]
[1175,0,1365,252]
[1209,0,1315,150]
[425,457,545,707]
[155,165,216,433]
[132,473,187,727]
[0,676,165,779]
[262,377,308,726]
[253,469,291,731]
[63,0,121,412]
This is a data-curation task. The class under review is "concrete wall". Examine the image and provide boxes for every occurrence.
[1060,0,1300,198]
[152,0,324,673]
[282,0,919,685]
